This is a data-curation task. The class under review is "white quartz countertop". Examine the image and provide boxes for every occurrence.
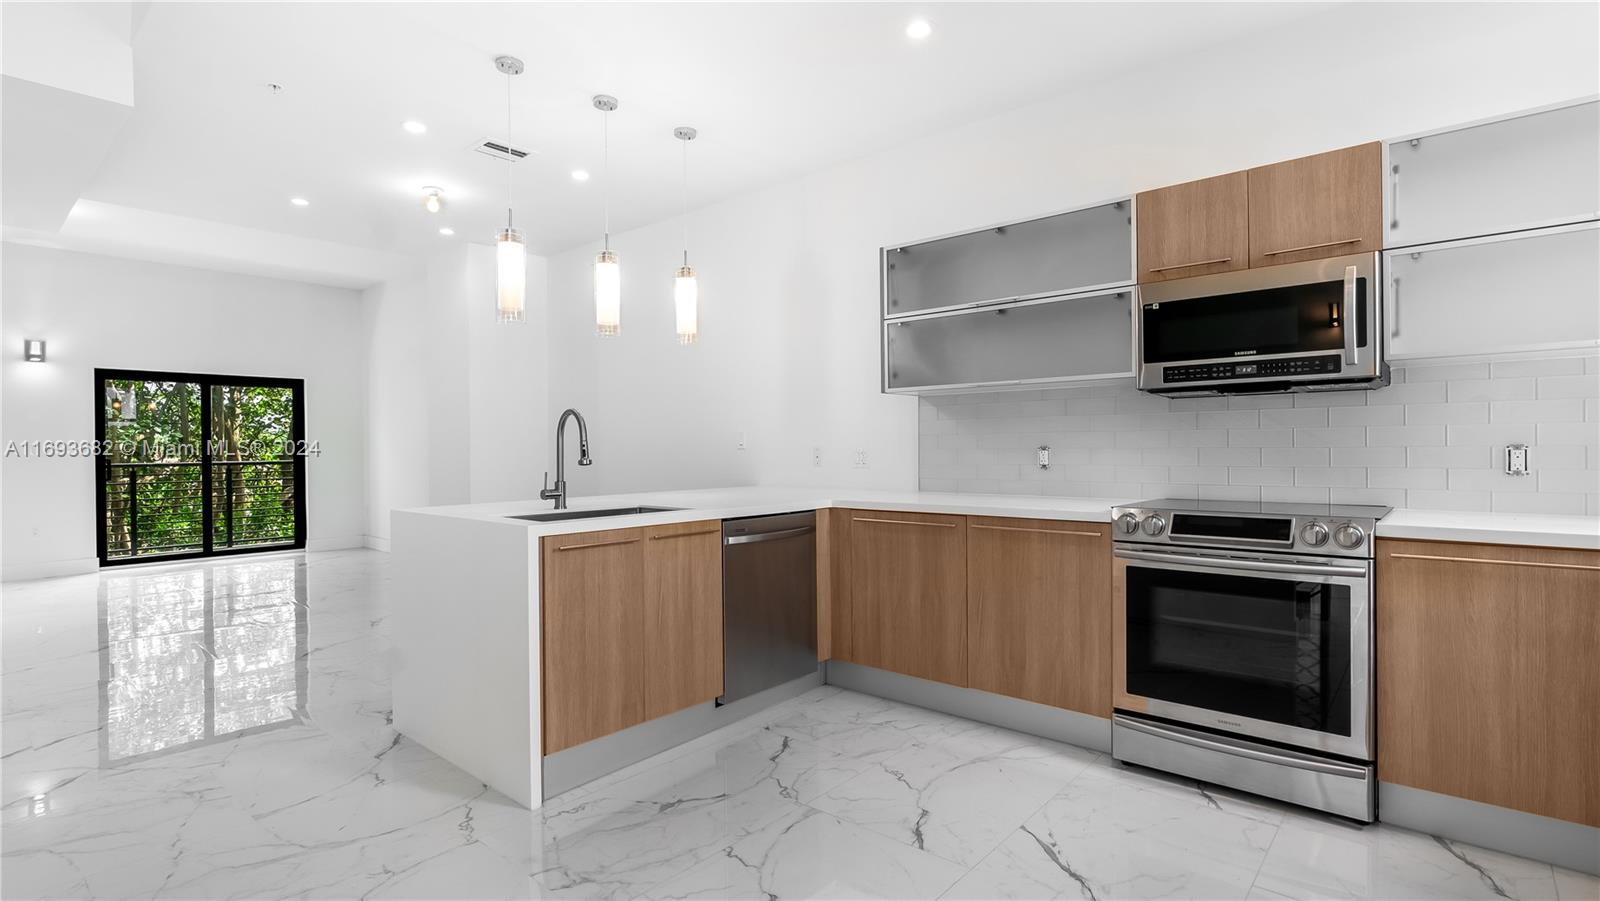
[399,486,1600,550]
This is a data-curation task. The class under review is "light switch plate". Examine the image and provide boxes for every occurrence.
[1505,443,1530,476]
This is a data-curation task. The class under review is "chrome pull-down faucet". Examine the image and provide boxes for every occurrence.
[540,408,593,510]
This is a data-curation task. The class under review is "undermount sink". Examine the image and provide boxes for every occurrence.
[506,506,681,523]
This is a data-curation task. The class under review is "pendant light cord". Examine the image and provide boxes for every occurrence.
[681,136,689,267]
[602,109,611,251]
[505,70,513,229]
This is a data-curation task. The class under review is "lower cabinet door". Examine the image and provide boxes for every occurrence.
[540,528,645,754]
[848,510,967,685]
[642,521,725,720]
[1377,539,1600,826]
[967,517,1111,716]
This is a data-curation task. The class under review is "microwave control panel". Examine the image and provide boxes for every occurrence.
[1163,354,1342,384]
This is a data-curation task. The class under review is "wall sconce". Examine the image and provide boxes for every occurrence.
[23,339,46,362]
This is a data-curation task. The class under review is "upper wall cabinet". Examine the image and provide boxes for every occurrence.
[1385,221,1600,360]
[1135,171,1249,282]
[1248,142,1383,267]
[882,201,1132,318]
[1387,99,1600,249]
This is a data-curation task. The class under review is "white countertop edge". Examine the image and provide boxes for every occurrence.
[395,486,1600,550]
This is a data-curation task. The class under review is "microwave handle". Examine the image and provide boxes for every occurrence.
[1342,265,1359,367]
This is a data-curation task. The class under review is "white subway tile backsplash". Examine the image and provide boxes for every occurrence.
[1398,362,1490,383]
[1199,411,1260,430]
[1292,426,1367,447]
[1295,467,1368,488]
[918,353,1597,516]
[1230,467,1296,486]
[1367,425,1445,447]
[1490,399,1587,424]
[1260,408,1329,429]
[1537,374,1600,399]
[1366,382,1448,406]
[1448,378,1536,402]
[1491,357,1586,379]
[1198,447,1263,467]
[1491,493,1587,515]
[1329,405,1405,427]
[1230,429,1293,447]
[1405,403,1488,426]
[1261,447,1331,468]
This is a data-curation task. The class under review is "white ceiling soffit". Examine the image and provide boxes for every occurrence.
[58,1,1344,261]
[6,200,411,290]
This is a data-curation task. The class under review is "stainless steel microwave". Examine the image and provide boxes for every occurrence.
[1136,252,1388,395]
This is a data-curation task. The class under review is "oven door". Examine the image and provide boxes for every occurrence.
[1113,545,1372,760]
[1136,251,1382,391]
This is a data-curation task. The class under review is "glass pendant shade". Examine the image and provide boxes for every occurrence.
[674,265,699,344]
[496,227,526,323]
[595,249,621,336]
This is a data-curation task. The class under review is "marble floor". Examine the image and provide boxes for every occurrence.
[3,550,1596,900]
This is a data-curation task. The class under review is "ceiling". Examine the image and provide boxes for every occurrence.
[21,2,1340,263]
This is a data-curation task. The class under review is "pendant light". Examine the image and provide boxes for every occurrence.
[494,56,526,324]
[672,126,699,345]
[592,95,621,337]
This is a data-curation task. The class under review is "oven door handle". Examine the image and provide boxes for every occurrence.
[1114,715,1372,779]
[1116,547,1369,578]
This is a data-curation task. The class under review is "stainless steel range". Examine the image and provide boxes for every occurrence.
[1110,498,1389,821]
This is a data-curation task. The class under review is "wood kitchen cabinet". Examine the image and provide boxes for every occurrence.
[642,521,725,721]
[540,527,646,754]
[540,519,725,754]
[1376,538,1600,827]
[848,510,968,685]
[1248,142,1382,267]
[1135,171,1249,282]
[966,517,1110,716]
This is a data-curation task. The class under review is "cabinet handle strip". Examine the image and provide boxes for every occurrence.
[649,528,720,540]
[554,537,641,551]
[1147,256,1232,273]
[1388,552,1600,572]
[971,524,1103,537]
[851,517,958,528]
[1262,238,1362,256]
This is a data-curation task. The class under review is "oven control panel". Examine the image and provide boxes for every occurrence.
[1162,355,1341,384]
[1111,500,1386,560]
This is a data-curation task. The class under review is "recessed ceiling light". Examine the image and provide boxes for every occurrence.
[290,197,310,207]
[402,120,427,135]
[905,18,933,40]
[438,227,455,236]
[571,169,590,182]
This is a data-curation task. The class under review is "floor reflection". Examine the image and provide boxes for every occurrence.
[98,556,307,764]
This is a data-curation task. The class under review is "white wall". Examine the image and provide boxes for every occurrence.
[544,1,1600,499]
[361,243,549,547]
[0,243,367,579]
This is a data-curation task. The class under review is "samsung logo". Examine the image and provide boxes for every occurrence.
[1233,350,1257,357]
[1216,718,1244,728]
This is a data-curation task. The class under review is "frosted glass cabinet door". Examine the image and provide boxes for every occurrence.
[884,291,1133,391]
[883,201,1132,317]
[1387,100,1600,248]
[1385,223,1600,359]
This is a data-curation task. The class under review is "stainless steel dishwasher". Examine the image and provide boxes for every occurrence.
[719,511,818,704]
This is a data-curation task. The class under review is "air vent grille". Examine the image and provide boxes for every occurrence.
[474,140,531,162]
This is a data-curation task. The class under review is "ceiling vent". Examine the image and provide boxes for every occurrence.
[474,140,532,162]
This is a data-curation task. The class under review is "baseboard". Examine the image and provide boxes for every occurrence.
[306,536,364,552]
[541,669,825,800]
[824,660,1111,753]
[0,556,99,582]
[1379,782,1599,876]
[363,535,391,552]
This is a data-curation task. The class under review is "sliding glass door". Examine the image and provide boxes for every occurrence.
[96,369,306,565]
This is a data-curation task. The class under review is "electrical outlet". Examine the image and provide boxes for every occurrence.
[811,446,822,467]
[1505,443,1530,476]
[853,449,868,468]
[1036,445,1051,470]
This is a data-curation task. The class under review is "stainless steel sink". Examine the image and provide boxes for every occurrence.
[506,506,681,523]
